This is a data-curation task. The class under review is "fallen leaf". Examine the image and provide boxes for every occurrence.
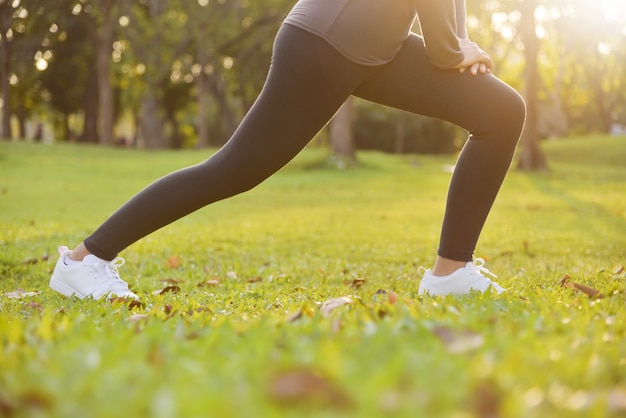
[129,314,149,322]
[387,291,398,305]
[287,310,303,323]
[471,379,502,418]
[433,326,484,354]
[23,302,43,312]
[614,265,624,275]
[185,307,211,316]
[108,297,143,309]
[160,278,182,285]
[6,289,39,299]
[166,256,180,269]
[344,278,366,289]
[268,369,351,409]
[608,388,626,412]
[319,296,353,317]
[164,304,174,315]
[226,271,237,279]
[127,299,143,310]
[18,390,53,412]
[373,289,398,305]
[247,277,263,283]
[0,395,14,416]
[331,318,343,333]
[151,285,181,296]
[558,275,605,299]
[185,331,201,340]
[22,255,49,265]
[197,279,220,287]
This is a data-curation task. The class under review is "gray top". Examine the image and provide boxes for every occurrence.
[284,0,467,68]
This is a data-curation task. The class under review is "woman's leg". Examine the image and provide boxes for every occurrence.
[354,33,526,268]
[82,25,376,261]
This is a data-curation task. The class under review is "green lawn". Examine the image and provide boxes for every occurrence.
[0,136,625,418]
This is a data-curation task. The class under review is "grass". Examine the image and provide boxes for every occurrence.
[0,135,625,418]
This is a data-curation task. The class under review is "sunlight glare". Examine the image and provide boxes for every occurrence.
[601,0,626,22]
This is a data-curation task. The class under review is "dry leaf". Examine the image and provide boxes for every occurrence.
[471,379,502,418]
[558,275,605,299]
[0,395,14,416]
[373,289,398,305]
[151,285,181,296]
[166,256,180,269]
[433,326,484,354]
[127,299,143,310]
[164,304,174,315]
[129,314,149,322]
[23,302,43,312]
[287,310,303,323]
[185,307,211,316]
[6,289,39,299]
[269,369,351,409]
[387,291,398,305]
[22,255,49,265]
[160,278,182,285]
[197,279,220,287]
[18,390,53,411]
[331,318,343,333]
[319,297,353,317]
[185,331,201,340]
[344,278,366,289]
[226,271,237,279]
[608,388,626,412]
[614,265,624,275]
[109,297,143,310]
[247,277,263,283]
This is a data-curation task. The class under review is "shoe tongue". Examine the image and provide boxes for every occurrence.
[82,254,105,266]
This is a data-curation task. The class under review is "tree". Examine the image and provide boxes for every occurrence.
[95,0,117,145]
[329,98,357,168]
[0,1,15,139]
[179,0,289,147]
[517,0,548,171]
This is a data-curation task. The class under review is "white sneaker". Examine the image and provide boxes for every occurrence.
[49,246,139,300]
[418,258,505,296]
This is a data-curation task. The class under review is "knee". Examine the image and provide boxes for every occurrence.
[474,83,526,142]
[507,89,527,135]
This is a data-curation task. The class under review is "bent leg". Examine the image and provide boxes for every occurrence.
[354,34,526,261]
[84,25,375,260]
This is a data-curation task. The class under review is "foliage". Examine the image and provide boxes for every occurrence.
[2,1,625,148]
[0,135,624,417]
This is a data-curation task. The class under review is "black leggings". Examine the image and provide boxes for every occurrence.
[84,24,526,262]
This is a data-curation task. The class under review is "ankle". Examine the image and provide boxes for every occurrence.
[432,257,467,276]
[67,242,91,262]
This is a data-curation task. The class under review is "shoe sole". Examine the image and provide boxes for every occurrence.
[49,277,87,299]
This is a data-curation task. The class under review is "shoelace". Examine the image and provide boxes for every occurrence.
[91,257,130,292]
[469,258,497,279]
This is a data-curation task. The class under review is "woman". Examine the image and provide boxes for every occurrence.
[49,0,526,300]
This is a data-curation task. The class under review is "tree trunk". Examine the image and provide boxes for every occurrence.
[82,58,99,143]
[0,4,12,140]
[195,72,211,148]
[329,97,357,168]
[208,73,237,146]
[394,111,407,154]
[167,111,182,149]
[15,107,25,139]
[517,0,548,171]
[141,95,164,149]
[97,0,116,145]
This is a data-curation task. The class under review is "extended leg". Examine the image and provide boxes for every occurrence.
[83,25,375,260]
